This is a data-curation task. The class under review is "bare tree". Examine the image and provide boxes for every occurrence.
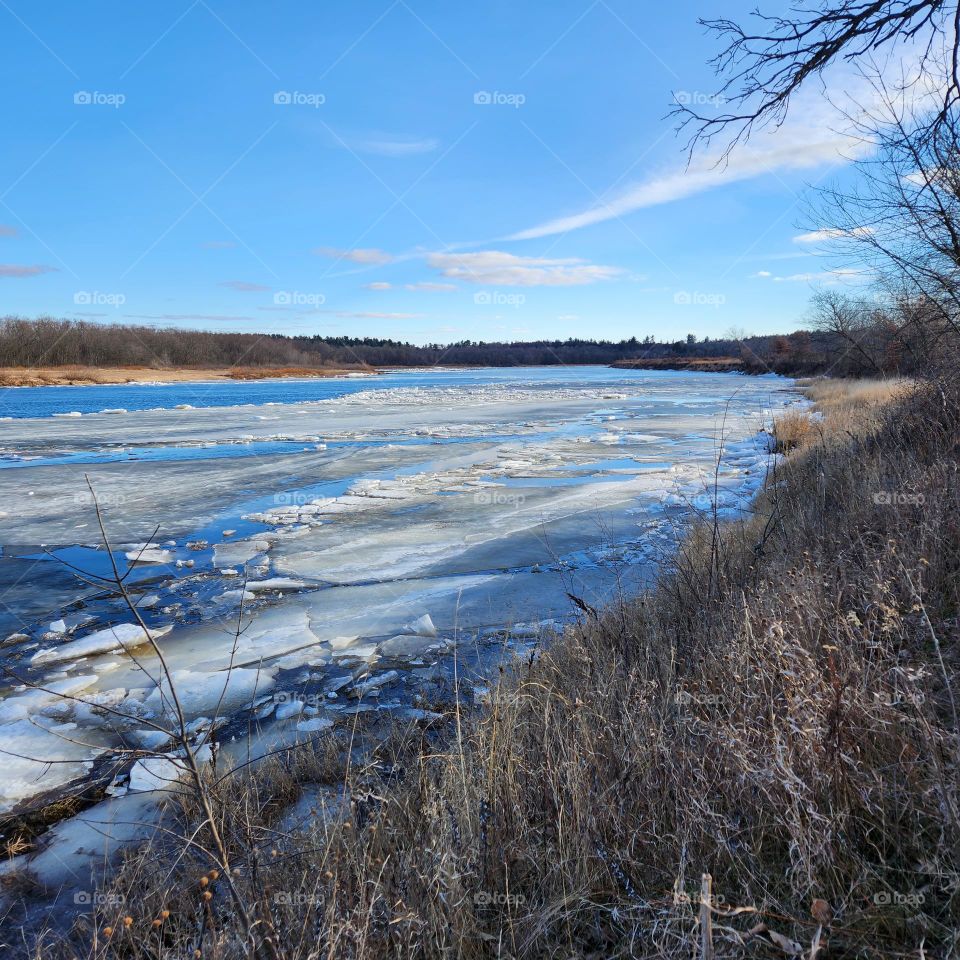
[679,0,959,152]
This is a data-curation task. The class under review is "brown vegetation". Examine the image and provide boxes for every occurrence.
[0,365,370,387]
[612,356,743,372]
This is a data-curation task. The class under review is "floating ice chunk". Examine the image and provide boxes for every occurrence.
[297,717,333,733]
[351,670,400,698]
[128,729,172,751]
[213,539,263,567]
[52,411,82,418]
[275,698,305,720]
[143,667,274,719]
[174,404,194,410]
[403,613,438,638]
[31,623,173,665]
[49,619,67,634]
[0,718,113,812]
[328,635,361,650]
[401,708,443,721]
[128,755,191,792]
[100,408,128,415]
[218,588,256,604]
[0,675,99,723]
[124,545,173,563]
[379,634,437,659]
[245,577,307,593]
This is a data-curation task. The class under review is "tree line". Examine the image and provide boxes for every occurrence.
[0,313,930,377]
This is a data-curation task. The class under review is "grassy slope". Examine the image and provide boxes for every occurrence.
[31,377,959,959]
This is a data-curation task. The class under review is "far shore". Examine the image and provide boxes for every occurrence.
[0,364,378,388]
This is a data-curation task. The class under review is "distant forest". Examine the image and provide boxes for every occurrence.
[0,307,932,377]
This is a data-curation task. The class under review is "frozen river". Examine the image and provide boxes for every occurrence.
[0,366,796,897]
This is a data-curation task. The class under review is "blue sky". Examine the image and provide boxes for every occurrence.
[0,1,872,344]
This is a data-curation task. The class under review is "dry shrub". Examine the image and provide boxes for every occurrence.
[772,407,814,451]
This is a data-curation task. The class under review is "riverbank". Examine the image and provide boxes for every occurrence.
[16,374,956,958]
[612,356,744,372]
[0,365,375,387]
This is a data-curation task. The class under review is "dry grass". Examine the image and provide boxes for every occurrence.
[798,376,909,417]
[771,407,815,451]
[19,375,960,959]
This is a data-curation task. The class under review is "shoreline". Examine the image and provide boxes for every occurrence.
[0,365,377,388]
[0,361,764,392]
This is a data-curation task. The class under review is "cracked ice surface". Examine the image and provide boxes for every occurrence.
[0,367,798,818]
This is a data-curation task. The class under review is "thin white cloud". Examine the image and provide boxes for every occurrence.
[428,251,621,287]
[354,136,440,157]
[406,281,457,292]
[753,270,772,277]
[0,264,57,278]
[314,247,394,265]
[219,280,271,292]
[793,227,874,244]
[508,83,878,242]
[765,267,868,283]
[365,281,392,290]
